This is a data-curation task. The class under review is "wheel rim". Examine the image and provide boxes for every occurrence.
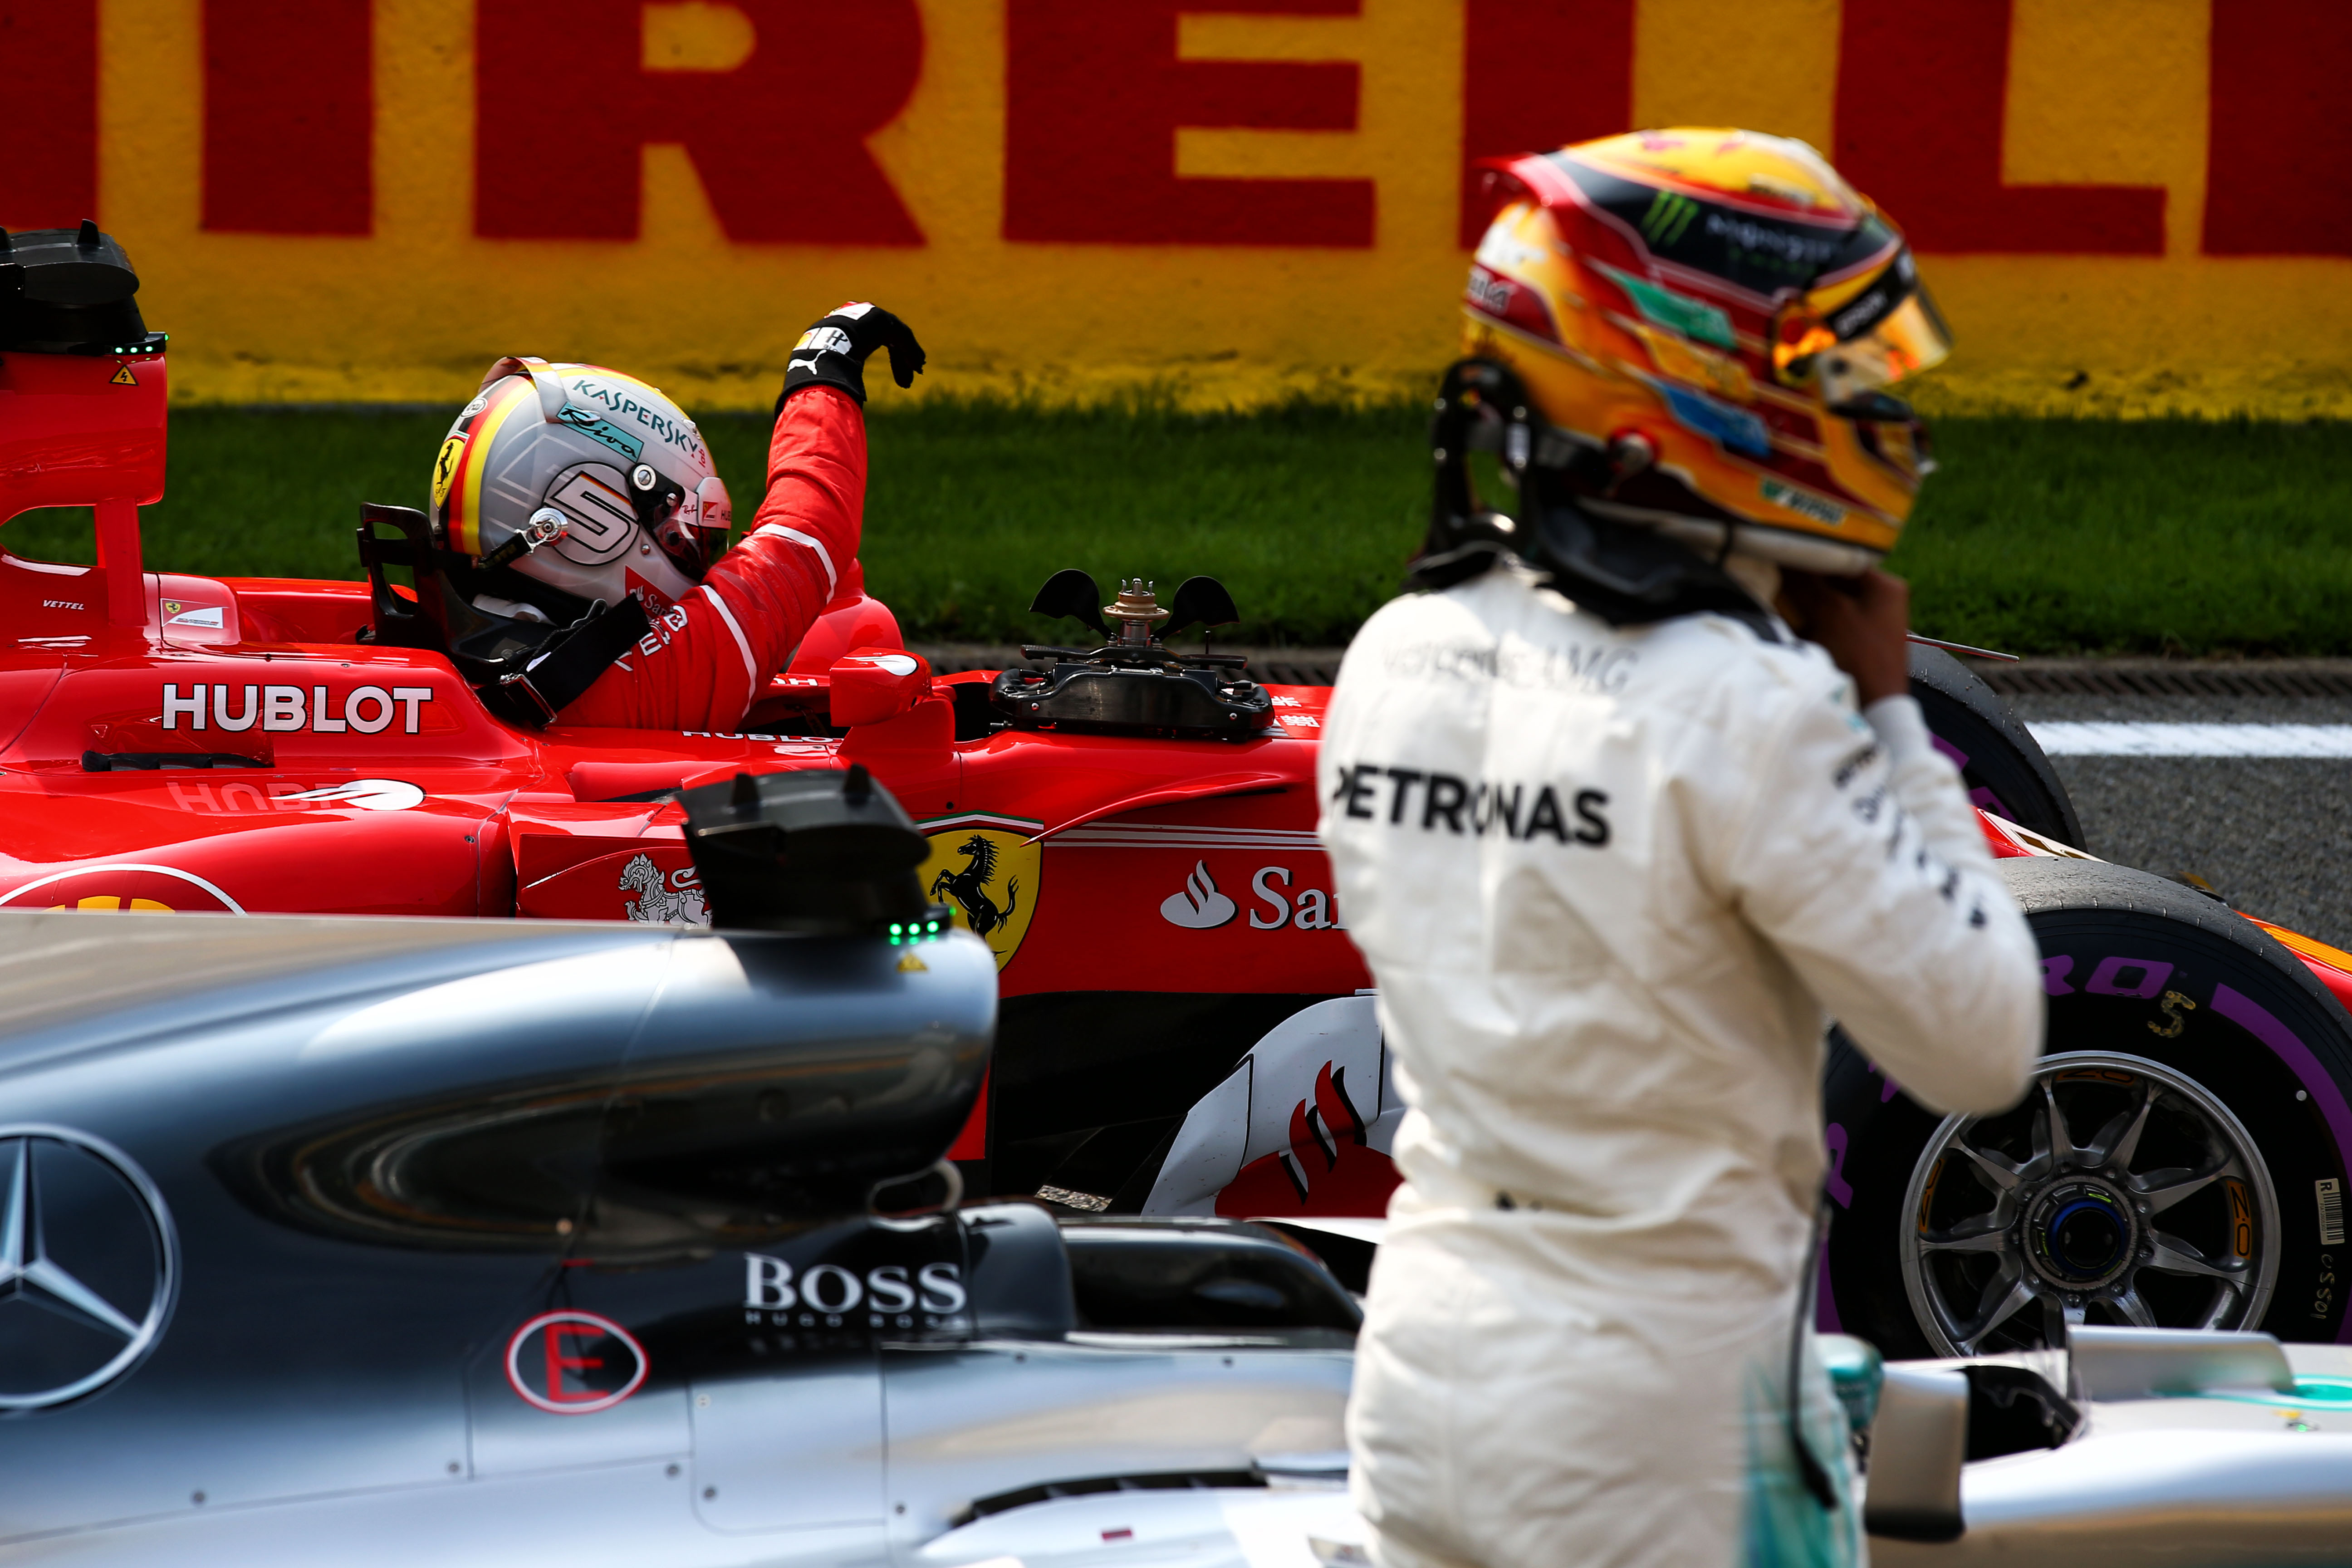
[1898,1052,2280,1355]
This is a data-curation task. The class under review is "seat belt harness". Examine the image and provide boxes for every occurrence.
[478,595,653,729]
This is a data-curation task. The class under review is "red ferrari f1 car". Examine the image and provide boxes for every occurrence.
[5,231,2350,1365]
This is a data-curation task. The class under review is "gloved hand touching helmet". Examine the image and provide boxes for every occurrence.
[777,302,926,412]
[1781,567,1914,706]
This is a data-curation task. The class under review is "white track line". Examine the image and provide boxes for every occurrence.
[2029,722,2352,758]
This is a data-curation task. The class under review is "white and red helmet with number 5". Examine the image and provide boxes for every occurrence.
[428,357,733,610]
[1463,128,1952,572]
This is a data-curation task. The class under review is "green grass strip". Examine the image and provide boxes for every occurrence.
[9,404,2350,655]
[1886,416,2352,658]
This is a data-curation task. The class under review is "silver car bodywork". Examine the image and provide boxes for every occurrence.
[907,1326,2352,1568]
[0,910,1353,1564]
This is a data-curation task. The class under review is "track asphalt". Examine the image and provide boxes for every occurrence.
[2008,689,2352,950]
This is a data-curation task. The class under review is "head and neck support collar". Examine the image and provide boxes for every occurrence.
[1412,358,1781,640]
[358,499,652,730]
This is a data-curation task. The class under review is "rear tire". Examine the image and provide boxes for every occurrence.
[1826,857,2352,1355]
[1908,645,2086,851]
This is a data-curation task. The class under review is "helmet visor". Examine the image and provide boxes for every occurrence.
[1815,286,1952,405]
[1773,250,1953,405]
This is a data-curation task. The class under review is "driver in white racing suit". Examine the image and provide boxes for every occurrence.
[1322,131,2043,1568]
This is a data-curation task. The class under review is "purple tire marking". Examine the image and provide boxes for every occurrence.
[1929,732,2019,818]
[2043,955,2077,996]
[1816,1232,1842,1334]
[1824,1122,1854,1209]
[1818,1118,1860,1331]
[2210,982,2352,1344]
[2087,956,2173,998]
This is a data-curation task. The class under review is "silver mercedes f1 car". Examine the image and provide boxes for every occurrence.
[0,769,1356,1562]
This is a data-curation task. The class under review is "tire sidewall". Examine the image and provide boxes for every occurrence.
[1907,645,2087,851]
[1826,863,2352,1355]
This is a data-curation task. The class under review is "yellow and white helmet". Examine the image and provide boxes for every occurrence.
[429,357,733,612]
[1460,128,1950,573]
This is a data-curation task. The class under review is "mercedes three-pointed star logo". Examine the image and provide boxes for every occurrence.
[0,1126,178,1411]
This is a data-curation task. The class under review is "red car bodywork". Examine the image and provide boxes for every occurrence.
[0,585,1365,1174]
[6,345,2344,1213]
[1,349,1372,1190]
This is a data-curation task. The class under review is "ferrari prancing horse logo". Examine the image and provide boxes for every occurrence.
[431,434,466,507]
[919,814,1040,972]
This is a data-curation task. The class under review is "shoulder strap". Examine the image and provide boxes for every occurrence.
[477,595,653,728]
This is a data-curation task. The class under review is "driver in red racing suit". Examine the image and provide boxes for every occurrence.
[560,381,862,730]
[430,302,923,732]
[560,303,925,730]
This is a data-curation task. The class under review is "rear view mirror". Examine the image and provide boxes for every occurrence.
[2068,1325,2293,1401]
[830,646,931,728]
[1863,1367,1968,1542]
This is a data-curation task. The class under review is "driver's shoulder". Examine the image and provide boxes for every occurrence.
[1625,613,1853,755]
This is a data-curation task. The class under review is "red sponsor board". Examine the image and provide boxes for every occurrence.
[13,1,2342,414]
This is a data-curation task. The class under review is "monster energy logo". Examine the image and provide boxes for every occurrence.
[1639,189,1700,247]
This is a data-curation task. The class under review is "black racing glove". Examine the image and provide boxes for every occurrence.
[776,301,926,412]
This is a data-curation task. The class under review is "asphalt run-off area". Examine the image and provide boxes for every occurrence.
[1995,667,2352,951]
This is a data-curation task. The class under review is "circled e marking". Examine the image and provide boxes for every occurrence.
[505,1310,647,1415]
